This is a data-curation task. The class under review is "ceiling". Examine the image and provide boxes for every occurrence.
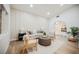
[11,4,75,19]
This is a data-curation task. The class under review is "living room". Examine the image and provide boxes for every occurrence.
[0,4,79,54]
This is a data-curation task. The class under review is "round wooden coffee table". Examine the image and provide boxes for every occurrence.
[38,37,51,46]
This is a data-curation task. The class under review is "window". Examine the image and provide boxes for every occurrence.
[0,5,2,34]
[0,4,8,34]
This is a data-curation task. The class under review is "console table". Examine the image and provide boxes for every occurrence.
[18,32,26,41]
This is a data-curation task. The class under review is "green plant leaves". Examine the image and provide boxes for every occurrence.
[70,27,79,37]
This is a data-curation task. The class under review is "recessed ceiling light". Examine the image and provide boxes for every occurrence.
[47,12,50,15]
[30,4,33,8]
[60,4,64,6]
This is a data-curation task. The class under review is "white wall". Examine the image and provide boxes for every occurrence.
[10,9,48,40]
[0,4,10,53]
[49,5,79,34]
[11,5,79,41]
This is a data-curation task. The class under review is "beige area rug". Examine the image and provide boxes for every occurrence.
[55,41,79,54]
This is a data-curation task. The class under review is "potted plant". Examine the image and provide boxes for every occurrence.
[68,27,79,42]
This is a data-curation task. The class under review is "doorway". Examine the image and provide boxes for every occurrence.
[55,20,67,36]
